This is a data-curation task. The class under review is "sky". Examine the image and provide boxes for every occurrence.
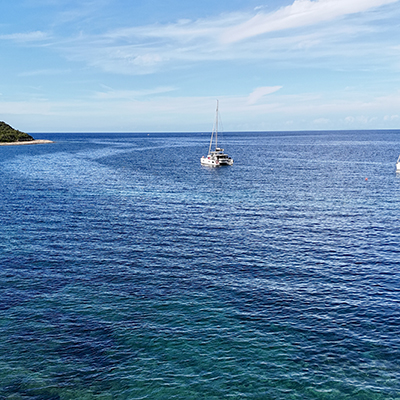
[1,0,400,132]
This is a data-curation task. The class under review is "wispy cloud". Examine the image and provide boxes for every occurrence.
[18,68,71,77]
[52,0,399,76]
[383,114,399,121]
[93,86,176,100]
[0,31,49,42]
[344,115,378,124]
[59,16,234,74]
[248,86,283,104]
[221,0,399,43]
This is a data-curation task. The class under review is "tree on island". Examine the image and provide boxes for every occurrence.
[0,121,34,143]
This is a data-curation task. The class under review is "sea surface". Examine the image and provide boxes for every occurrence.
[1,130,400,399]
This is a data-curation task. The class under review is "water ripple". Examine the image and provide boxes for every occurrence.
[1,131,400,399]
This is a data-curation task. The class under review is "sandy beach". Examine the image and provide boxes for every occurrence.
[0,139,54,146]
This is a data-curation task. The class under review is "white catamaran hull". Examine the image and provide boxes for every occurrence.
[200,156,233,167]
[201,157,220,167]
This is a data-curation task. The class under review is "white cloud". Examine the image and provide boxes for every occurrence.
[344,115,378,124]
[18,69,71,77]
[221,0,399,43]
[0,31,49,42]
[93,86,176,100]
[103,19,223,42]
[247,86,282,104]
[131,53,163,67]
[384,114,399,120]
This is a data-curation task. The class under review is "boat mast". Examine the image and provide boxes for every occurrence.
[215,100,219,150]
[208,100,219,154]
[208,127,214,155]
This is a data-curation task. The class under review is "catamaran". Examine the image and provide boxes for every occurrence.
[201,100,233,167]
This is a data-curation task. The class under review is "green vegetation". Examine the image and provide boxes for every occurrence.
[0,121,34,142]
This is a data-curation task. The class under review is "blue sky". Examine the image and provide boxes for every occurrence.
[1,0,400,132]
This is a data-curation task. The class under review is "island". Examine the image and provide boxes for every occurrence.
[0,121,53,145]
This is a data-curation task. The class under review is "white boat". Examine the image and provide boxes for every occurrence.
[396,155,400,172]
[201,100,233,167]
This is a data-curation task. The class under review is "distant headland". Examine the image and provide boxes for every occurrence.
[0,121,53,145]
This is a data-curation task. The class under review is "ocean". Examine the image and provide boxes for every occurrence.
[1,130,399,399]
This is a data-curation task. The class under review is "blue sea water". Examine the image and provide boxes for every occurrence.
[1,130,400,399]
